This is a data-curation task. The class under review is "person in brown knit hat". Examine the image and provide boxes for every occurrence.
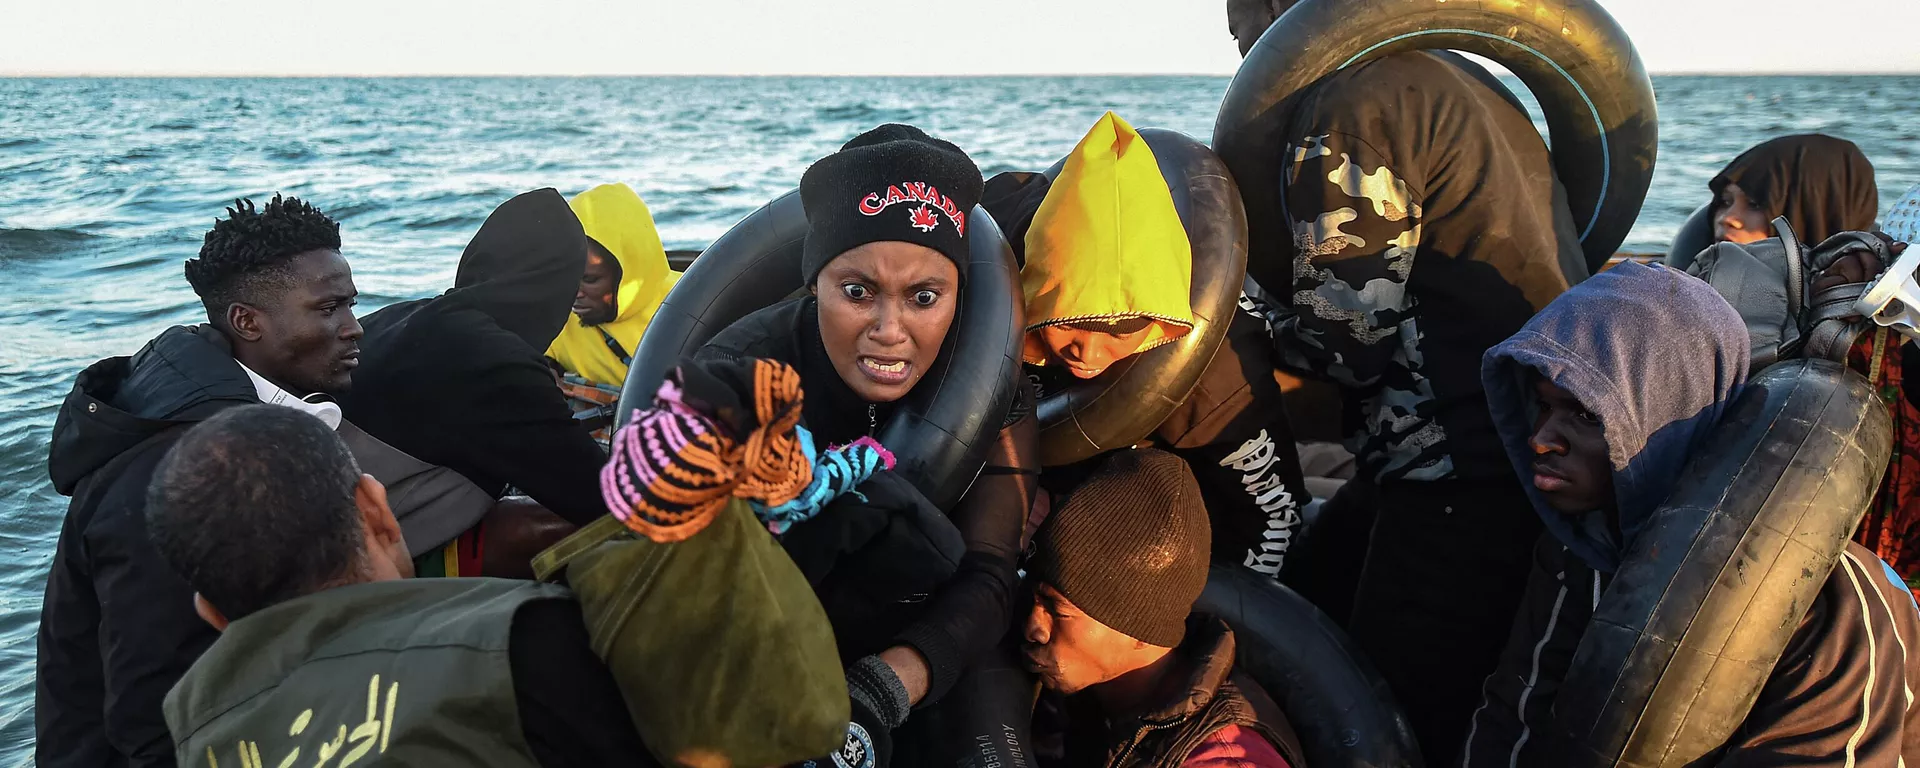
[1024,448,1304,768]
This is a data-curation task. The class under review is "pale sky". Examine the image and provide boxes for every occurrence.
[2,0,1916,76]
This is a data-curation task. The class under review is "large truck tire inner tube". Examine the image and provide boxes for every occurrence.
[1030,128,1250,467]
[1197,565,1424,768]
[1214,0,1659,285]
[1545,359,1892,767]
[618,193,1024,511]
[1662,201,1717,272]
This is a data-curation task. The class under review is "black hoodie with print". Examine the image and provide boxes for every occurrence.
[981,170,1313,580]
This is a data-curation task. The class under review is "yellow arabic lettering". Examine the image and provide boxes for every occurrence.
[289,709,313,737]
[214,673,399,768]
[339,674,399,767]
[313,724,347,768]
[381,676,397,753]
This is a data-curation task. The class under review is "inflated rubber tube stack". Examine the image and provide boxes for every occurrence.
[1663,202,1717,271]
[618,195,1024,511]
[622,191,810,421]
[1213,0,1659,286]
[1031,128,1250,467]
[1196,566,1424,768]
[1545,359,1892,767]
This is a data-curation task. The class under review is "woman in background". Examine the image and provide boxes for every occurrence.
[1710,134,1877,245]
[1712,134,1920,592]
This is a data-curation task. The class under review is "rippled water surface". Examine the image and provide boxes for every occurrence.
[3,75,1919,764]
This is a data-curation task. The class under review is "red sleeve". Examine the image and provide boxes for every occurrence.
[1181,724,1292,768]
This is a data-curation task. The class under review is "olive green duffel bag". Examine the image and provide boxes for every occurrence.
[534,502,848,768]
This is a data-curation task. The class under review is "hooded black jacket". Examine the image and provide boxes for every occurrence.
[37,325,260,768]
[981,171,1314,580]
[342,189,608,525]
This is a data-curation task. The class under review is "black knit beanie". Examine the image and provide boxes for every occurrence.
[1030,448,1211,648]
[799,124,983,286]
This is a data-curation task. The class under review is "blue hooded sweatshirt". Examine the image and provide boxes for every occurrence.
[1465,261,1920,768]
[1480,261,1749,573]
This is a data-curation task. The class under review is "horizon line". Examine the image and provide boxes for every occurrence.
[5,70,1920,79]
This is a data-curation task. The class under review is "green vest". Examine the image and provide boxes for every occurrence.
[163,578,571,768]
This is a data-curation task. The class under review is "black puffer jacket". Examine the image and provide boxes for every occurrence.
[698,295,1037,705]
[342,189,608,525]
[38,326,260,768]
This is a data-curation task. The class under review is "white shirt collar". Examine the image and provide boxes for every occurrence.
[236,361,342,430]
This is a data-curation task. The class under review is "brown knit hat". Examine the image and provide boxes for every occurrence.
[1029,448,1211,647]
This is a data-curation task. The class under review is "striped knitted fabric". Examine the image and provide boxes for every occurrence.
[600,358,814,542]
[753,430,896,535]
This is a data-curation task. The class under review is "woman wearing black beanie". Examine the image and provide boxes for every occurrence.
[697,124,1038,767]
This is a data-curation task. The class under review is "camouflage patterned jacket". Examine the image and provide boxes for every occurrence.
[1270,52,1587,484]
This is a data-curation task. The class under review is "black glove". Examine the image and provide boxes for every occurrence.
[794,656,909,768]
[791,713,889,768]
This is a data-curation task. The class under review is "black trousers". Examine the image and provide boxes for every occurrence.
[1343,476,1541,767]
[1277,477,1378,624]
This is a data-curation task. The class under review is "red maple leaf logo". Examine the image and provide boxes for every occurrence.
[908,204,940,232]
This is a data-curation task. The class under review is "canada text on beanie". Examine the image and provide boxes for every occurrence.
[798,124,984,286]
[1030,448,1211,647]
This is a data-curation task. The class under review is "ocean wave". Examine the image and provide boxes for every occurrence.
[0,228,100,263]
[815,103,876,120]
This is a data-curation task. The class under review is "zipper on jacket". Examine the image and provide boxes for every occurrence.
[868,404,877,436]
[1110,720,1182,767]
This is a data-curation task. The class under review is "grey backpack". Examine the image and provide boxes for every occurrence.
[1682,216,1896,368]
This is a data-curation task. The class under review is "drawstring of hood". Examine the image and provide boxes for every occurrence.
[1020,112,1195,367]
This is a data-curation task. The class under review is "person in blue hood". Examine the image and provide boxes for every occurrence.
[1462,261,1920,766]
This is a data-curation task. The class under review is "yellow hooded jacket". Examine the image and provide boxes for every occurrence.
[546,183,682,387]
[1021,112,1194,366]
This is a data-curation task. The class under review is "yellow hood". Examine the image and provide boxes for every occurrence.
[1020,112,1193,366]
[546,183,682,387]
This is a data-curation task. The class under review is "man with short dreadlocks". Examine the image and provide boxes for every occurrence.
[39,195,369,767]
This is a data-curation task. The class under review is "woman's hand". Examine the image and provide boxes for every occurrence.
[879,645,932,706]
[1813,232,1906,293]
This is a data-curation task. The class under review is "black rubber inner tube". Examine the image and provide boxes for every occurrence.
[1196,566,1424,768]
[1544,359,1891,767]
[1662,201,1716,271]
[1029,128,1250,467]
[1213,0,1659,283]
[616,194,1024,511]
